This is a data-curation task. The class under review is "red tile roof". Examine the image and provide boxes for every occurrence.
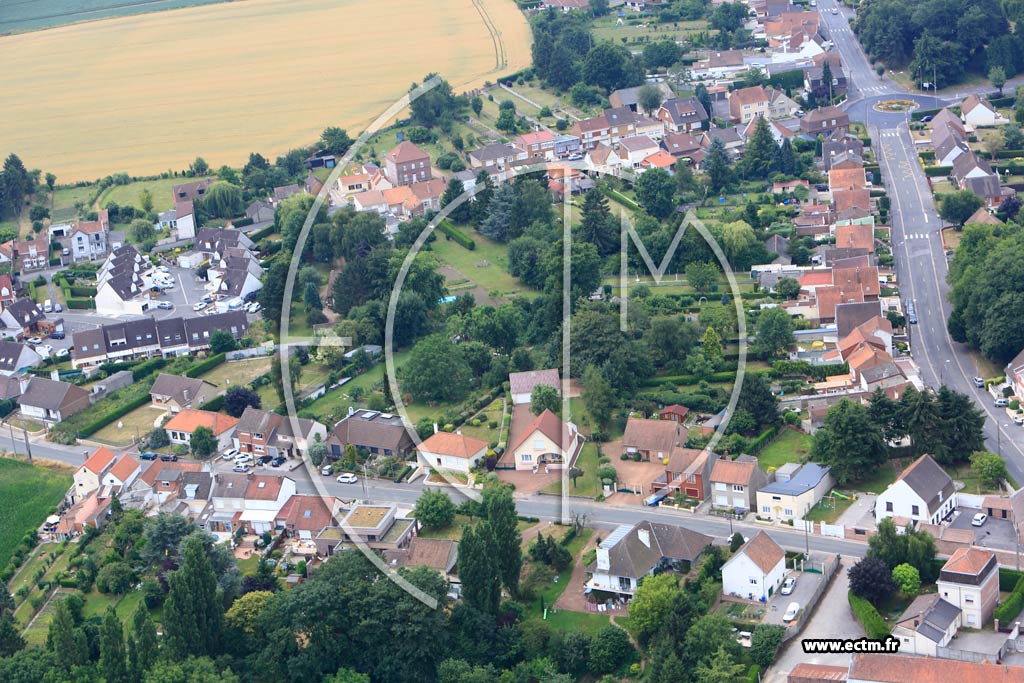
[798,269,833,287]
[82,446,117,474]
[418,431,489,459]
[107,455,139,483]
[942,547,996,576]
[245,475,284,501]
[163,409,239,436]
[849,653,1024,683]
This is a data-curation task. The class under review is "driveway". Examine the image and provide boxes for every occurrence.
[765,557,864,683]
[764,569,819,626]
[948,507,1019,551]
[835,493,876,529]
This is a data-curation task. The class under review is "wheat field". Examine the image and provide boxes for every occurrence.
[0,0,531,181]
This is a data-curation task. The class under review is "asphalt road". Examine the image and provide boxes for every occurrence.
[817,0,1024,481]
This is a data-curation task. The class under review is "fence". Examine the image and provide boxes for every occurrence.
[226,343,274,361]
[783,553,840,641]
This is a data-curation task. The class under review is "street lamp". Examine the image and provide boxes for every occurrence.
[939,359,950,387]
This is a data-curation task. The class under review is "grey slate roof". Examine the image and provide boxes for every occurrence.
[600,521,712,579]
[150,374,213,405]
[897,593,960,644]
[759,463,831,496]
[179,471,213,501]
[898,454,955,516]
[327,409,414,454]
[17,376,89,412]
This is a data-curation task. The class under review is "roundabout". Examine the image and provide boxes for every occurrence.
[873,99,917,113]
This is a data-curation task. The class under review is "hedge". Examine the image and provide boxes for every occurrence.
[918,150,935,161]
[66,298,94,309]
[437,220,476,250]
[603,187,641,211]
[202,394,225,413]
[995,575,1024,624]
[77,391,152,437]
[1000,567,1024,592]
[185,353,226,378]
[745,665,760,683]
[639,367,773,388]
[994,149,1024,159]
[848,592,890,639]
[911,107,943,122]
[49,257,62,267]
[924,166,950,177]
[249,224,276,242]
[748,426,779,454]
[233,217,254,227]
[100,357,167,380]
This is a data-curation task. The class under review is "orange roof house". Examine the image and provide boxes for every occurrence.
[833,265,880,299]
[832,188,871,213]
[835,222,875,253]
[828,166,867,192]
[418,431,490,473]
[82,446,117,475]
[798,269,833,288]
[164,409,238,437]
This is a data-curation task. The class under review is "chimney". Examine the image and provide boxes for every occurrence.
[433,423,439,434]
[638,527,651,548]
[183,388,191,404]
[596,547,610,571]
[347,406,355,417]
[50,368,59,382]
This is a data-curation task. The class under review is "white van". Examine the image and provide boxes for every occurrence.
[43,299,53,313]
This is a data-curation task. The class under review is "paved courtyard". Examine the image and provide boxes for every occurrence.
[764,569,822,626]
[948,507,1019,551]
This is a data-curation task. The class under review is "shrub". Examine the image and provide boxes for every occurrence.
[437,220,475,250]
[848,592,890,639]
[185,353,226,378]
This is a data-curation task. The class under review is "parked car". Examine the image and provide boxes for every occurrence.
[783,602,800,622]
[336,473,358,484]
[193,302,206,312]
[49,331,65,340]
[232,464,250,473]
[830,6,838,13]
[39,344,54,357]
[973,377,985,388]
[25,337,41,346]
[256,455,273,465]
[996,398,1009,408]
[1015,416,1024,426]
[160,454,178,462]
[201,295,214,303]
[321,465,333,476]
[972,512,988,526]
[221,448,239,460]
[139,452,158,461]
[920,115,933,123]
[156,301,173,310]
[234,454,253,465]
[781,576,797,595]
[54,303,63,313]
[55,348,69,359]
[270,456,286,468]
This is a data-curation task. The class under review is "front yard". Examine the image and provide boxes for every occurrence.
[540,441,603,499]
[757,428,814,472]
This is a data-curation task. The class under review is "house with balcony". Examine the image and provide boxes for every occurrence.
[508,409,584,472]
[586,521,712,596]
[234,406,327,461]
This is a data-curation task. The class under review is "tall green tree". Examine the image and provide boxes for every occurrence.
[582,364,614,429]
[441,177,472,223]
[481,485,522,595]
[813,399,886,484]
[530,384,560,416]
[401,334,472,401]
[164,535,223,659]
[189,426,217,458]
[741,116,778,179]
[100,607,128,683]
[752,307,795,359]
[127,603,158,683]
[577,189,617,256]
[701,326,724,369]
[458,523,500,615]
[704,138,733,194]
[636,168,676,219]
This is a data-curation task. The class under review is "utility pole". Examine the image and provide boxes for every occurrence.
[23,426,31,462]
[9,422,17,456]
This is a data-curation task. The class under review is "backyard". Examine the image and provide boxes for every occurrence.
[757,428,814,471]
[89,404,166,447]
[426,231,539,301]
[98,177,185,213]
[199,356,273,391]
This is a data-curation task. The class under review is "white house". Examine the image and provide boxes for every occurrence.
[874,454,956,525]
[72,446,118,504]
[173,200,197,239]
[417,431,489,474]
[99,454,141,492]
[508,409,584,472]
[586,521,712,595]
[891,593,961,656]
[94,273,151,315]
[0,340,42,376]
[508,368,561,405]
[755,462,834,522]
[240,474,297,534]
[721,531,786,601]
[936,547,999,628]
[961,94,1010,128]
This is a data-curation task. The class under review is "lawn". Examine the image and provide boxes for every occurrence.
[200,356,272,390]
[804,493,856,524]
[50,185,96,222]
[855,462,899,494]
[458,398,504,445]
[0,459,71,569]
[427,231,539,300]
[303,350,411,423]
[90,404,166,447]
[541,609,611,635]
[757,428,814,472]
[591,16,710,44]
[947,463,1017,494]
[98,177,186,213]
[524,528,593,623]
[417,514,532,541]
[541,441,602,498]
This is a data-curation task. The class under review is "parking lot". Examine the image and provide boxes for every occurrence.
[949,506,1019,551]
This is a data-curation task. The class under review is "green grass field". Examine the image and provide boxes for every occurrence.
[50,184,96,222]
[855,462,899,494]
[98,177,191,214]
[427,230,539,300]
[0,459,71,569]
[0,0,235,34]
[757,428,814,472]
[541,442,602,498]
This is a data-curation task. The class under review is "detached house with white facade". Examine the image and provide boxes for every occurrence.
[874,454,956,525]
[721,531,786,601]
[937,547,999,628]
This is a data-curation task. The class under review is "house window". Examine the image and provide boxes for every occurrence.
[965,596,974,603]
[885,501,893,512]
[732,484,744,492]
[521,454,532,462]
[911,505,920,516]
[749,578,758,585]
[784,509,793,516]
[762,505,770,513]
